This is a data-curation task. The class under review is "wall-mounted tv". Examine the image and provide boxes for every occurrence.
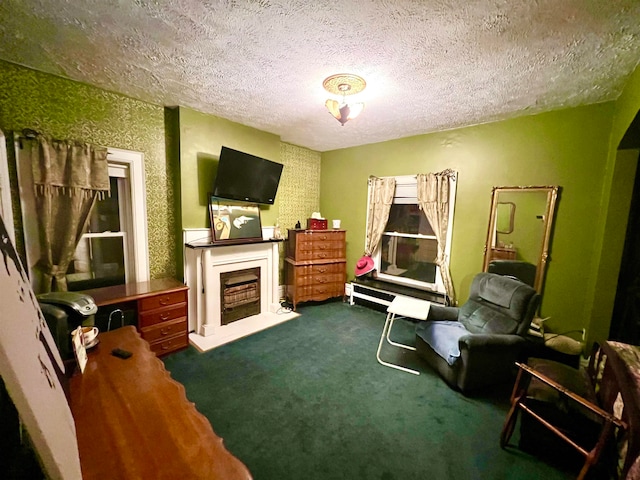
[212,146,283,205]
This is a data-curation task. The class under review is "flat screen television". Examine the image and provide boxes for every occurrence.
[212,146,283,205]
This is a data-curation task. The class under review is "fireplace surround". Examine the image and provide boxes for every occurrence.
[183,228,297,351]
[220,267,260,325]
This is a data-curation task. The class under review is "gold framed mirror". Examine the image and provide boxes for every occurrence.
[483,186,559,294]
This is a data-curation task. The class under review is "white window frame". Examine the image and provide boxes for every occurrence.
[104,148,149,284]
[0,129,15,243]
[371,174,456,294]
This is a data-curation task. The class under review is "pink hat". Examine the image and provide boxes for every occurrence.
[355,255,375,277]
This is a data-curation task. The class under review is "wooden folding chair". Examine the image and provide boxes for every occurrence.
[500,346,627,480]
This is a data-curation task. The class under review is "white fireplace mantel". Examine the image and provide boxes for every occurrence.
[183,228,298,351]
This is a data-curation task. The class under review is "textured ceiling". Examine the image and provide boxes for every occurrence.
[1,1,639,152]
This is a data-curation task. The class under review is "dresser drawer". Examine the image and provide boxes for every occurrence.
[293,263,345,276]
[304,231,344,242]
[297,282,344,301]
[288,230,345,258]
[294,272,344,287]
[139,290,186,312]
[148,333,189,356]
[139,303,187,328]
[295,249,344,261]
[141,317,187,343]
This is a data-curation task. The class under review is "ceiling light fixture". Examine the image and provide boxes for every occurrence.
[323,73,366,126]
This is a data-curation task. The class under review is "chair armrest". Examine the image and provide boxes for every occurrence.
[427,304,460,321]
[459,333,525,350]
[516,362,626,428]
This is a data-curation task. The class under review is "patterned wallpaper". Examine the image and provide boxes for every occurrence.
[0,61,322,284]
[0,60,176,279]
[278,142,321,233]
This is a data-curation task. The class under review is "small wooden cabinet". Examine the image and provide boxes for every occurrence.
[285,229,346,310]
[138,288,189,356]
[490,247,517,261]
[82,278,189,356]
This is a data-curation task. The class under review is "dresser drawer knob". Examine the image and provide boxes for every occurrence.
[159,297,171,305]
[160,313,170,320]
[161,327,172,335]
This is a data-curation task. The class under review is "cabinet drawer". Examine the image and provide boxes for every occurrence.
[139,290,186,312]
[297,282,344,298]
[141,317,187,343]
[294,272,344,287]
[288,230,345,258]
[303,231,345,242]
[139,304,187,328]
[293,263,345,276]
[148,333,188,356]
[295,249,344,261]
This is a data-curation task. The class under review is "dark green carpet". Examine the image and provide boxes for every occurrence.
[163,301,572,480]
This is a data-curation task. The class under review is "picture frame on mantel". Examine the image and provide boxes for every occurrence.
[209,196,263,244]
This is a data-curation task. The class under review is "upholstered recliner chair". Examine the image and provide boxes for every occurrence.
[415,272,540,394]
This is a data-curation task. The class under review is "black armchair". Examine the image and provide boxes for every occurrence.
[415,272,540,393]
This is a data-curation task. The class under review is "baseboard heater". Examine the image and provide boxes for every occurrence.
[349,278,447,310]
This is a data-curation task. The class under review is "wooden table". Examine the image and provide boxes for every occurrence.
[70,326,252,480]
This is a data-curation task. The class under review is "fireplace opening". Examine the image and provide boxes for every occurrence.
[220,267,261,325]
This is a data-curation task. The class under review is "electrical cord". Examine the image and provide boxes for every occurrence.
[107,309,124,331]
[277,300,293,314]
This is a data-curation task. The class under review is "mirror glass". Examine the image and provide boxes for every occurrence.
[495,202,515,234]
[483,186,559,294]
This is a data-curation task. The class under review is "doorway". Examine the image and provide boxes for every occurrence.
[609,110,640,344]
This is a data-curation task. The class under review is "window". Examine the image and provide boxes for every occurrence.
[66,149,149,290]
[17,144,148,292]
[373,175,455,294]
[67,172,127,289]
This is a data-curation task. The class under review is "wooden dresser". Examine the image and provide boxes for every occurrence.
[82,278,189,356]
[285,229,346,310]
[490,246,517,261]
[70,326,252,480]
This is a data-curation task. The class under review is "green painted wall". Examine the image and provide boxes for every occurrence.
[0,60,176,280]
[174,107,322,281]
[320,104,617,340]
[587,63,640,343]
[176,106,281,230]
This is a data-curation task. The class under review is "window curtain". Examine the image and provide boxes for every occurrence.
[364,176,396,257]
[27,133,109,292]
[417,170,457,304]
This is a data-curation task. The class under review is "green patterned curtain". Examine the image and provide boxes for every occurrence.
[27,133,109,292]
